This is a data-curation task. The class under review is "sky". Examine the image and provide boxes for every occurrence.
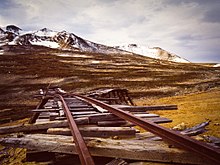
[0,0,220,63]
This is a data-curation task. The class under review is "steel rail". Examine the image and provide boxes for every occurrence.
[57,94,95,165]
[73,94,220,165]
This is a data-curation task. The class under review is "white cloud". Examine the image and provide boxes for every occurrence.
[0,0,220,62]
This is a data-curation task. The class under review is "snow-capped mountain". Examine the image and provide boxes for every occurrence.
[0,25,127,54]
[0,25,190,63]
[0,25,21,46]
[115,44,190,63]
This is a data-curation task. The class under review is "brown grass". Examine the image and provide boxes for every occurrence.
[0,47,220,122]
[135,88,220,137]
[0,45,220,164]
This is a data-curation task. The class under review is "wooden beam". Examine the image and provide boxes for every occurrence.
[0,133,214,165]
[98,121,127,127]
[49,112,59,121]
[88,113,121,123]
[0,116,170,135]
[133,113,159,118]
[71,111,98,116]
[30,109,59,112]
[70,108,96,111]
[0,118,89,134]
[47,127,136,137]
[144,117,172,124]
[69,105,92,108]
[112,105,178,111]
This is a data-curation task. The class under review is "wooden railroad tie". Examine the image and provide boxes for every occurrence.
[0,87,219,165]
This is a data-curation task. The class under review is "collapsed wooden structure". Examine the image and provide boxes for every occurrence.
[0,87,219,165]
[86,88,134,105]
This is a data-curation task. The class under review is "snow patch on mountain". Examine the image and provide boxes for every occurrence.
[213,63,220,67]
[35,28,57,37]
[3,27,128,54]
[91,60,100,64]
[0,25,191,63]
[30,40,59,48]
[115,44,190,63]
[0,49,4,55]
[1,25,21,35]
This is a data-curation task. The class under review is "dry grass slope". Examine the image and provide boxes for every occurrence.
[135,88,220,137]
[0,46,220,122]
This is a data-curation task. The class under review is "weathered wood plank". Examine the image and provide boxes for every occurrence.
[98,121,127,127]
[0,115,170,135]
[64,98,88,105]
[96,116,172,127]
[88,113,121,123]
[145,117,172,124]
[38,112,50,118]
[180,121,209,136]
[47,127,136,137]
[35,119,50,123]
[88,112,162,121]
[0,133,214,165]
[64,98,80,101]
[69,105,92,108]
[133,113,159,118]
[69,108,96,111]
[95,117,172,127]
[0,116,171,135]
[73,113,113,119]
[0,118,89,134]
[30,109,59,112]
[68,103,90,106]
[71,111,98,116]
[112,105,178,111]
[91,104,108,113]
[49,112,59,121]
[38,115,50,119]
[54,117,67,120]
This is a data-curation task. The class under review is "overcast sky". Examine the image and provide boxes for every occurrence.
[0,0,220,62]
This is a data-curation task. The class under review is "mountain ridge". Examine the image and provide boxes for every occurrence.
[0,25,189,63]
[115,44,190,63]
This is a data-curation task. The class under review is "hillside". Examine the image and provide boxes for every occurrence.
[115,44,190,63]
[0,46,219,123]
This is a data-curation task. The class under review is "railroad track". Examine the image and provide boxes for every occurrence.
[0,87,219,165]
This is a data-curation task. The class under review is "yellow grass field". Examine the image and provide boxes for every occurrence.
[135,88,220,137]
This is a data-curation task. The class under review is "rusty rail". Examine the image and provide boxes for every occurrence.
[28,87,220,164]
[73,94,220,165]
[57,94,95,165]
